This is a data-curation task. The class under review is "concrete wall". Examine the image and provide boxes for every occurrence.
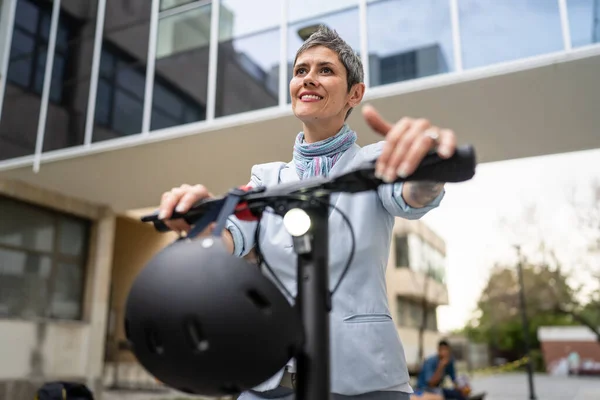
[0,178,115,400]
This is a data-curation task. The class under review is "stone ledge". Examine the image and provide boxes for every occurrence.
[0,178,110,220]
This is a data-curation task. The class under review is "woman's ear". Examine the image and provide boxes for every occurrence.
[348,82,366,108]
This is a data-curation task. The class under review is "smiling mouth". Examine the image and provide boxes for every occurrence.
[300,94,323,101]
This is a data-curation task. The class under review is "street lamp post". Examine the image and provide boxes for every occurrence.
[515,245,537,400]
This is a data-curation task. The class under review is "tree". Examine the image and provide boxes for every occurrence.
[466,261,579,352]
[466,179,600,357]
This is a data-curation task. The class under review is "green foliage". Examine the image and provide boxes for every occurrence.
[464,262,582,360]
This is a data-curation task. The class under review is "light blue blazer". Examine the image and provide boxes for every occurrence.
[225,141,444,396]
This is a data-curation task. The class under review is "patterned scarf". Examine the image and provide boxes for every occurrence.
[293,124,357,180]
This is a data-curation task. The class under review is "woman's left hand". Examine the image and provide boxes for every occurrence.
[362,104,457,183]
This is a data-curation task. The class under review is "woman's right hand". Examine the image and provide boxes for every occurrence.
[158,184,213,234]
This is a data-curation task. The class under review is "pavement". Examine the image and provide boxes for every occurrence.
[470,373,600,400]
[102,373,600,400]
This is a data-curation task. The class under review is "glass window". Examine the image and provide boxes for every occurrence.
[0,248,52,319]
[94,46,145,138]
[5,1,70,103]
[406,234,446,283]
[113,89,144,136]
[289,0,358,25]
[49,262,84,320]
[93,0,151,142]
[215,0,280,117]
[396,297,420,328]
[427,306,438,331]
[0,0,88,157]
[156,5,212,59]
[567,0,600,48]
[394,235,409,268]
[14,0,38,34]
[0,198,54,252]
[287,2,360,104]
[367,0,454,87]
[458,0,564,70]
[151,4,210,130]
[396,296,437,331]
[160,0,196,12]
[0,196,90,320]
[0,0,67,161]
[59,218,87,257]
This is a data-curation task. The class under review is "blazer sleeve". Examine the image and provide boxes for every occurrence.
[361,141,445,220]
[224,162,285,257]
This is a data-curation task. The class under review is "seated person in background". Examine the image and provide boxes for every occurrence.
[415,340,469,400]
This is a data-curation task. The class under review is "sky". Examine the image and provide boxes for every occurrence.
[421,148,600,333]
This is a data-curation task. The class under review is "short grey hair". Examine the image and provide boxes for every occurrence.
[294,25,364,119]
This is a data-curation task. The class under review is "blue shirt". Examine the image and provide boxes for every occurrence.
[416,355,456,389]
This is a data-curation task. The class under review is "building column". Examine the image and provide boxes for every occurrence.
[83,208,116,398]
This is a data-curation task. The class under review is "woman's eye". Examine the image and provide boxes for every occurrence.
[321,67,332,73]
[296,68,306,75]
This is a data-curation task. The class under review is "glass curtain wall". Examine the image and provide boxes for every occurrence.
[214,0,280,117]
[92,0,152,142]
[366,0,454,88]
[568,0,600,48]
[0,0,597,162]
[151,1,210,131]
[458,0,564,69]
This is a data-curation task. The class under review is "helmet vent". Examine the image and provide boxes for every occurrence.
[246,289,271,313]
[185,317,210,353]
[145,326,165,355]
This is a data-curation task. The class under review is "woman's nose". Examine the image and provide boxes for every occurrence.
[303,76,318,87]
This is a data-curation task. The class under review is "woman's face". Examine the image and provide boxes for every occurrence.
[290,46,363,127]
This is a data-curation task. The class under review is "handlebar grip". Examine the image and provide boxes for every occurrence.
[406,145,476,183]
[140,198,218,233]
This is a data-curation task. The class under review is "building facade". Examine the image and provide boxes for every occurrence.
[387,218,449,371]
[538,326,600,376]
[0,0,599,398]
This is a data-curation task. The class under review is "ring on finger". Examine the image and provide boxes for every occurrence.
[424,128,440,143]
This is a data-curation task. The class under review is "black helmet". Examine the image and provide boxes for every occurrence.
[124,237,302,396]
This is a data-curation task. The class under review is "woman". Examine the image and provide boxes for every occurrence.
[158,26,458,400]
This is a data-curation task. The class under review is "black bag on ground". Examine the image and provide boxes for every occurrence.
[35,381,94,400]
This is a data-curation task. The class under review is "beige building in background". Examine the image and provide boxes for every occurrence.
[387,218,448,371]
